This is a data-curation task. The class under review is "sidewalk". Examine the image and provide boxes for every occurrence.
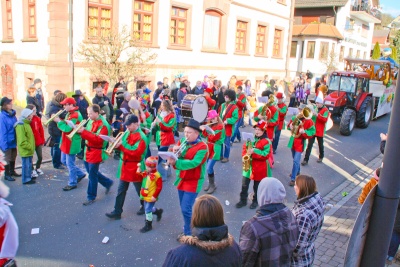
[313,153,399,266]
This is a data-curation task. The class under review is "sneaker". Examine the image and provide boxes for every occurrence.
[288,180,295,186]
[136,206,145,215]
[221,158,229,163]
[317,158,323,163]
[82,199,96,206]
[273,150,277,154]
[77,174,86,183]
[54,166,65,170]
[32,170,39,178]
[301,160,308,166]
[386,256,394,265]
[36,169,44,175]
[31,175,37,180]
[5,175,15,181]
[249,202,258,209]
[23,180,36,185]
[105,211,121,220]
[62,185,77,191]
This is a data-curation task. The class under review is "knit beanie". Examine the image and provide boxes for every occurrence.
[21,108,33,120]
[145,156,158,169]
[257,177,286,206]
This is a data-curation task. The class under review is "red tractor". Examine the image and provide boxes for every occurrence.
[324,59,395,136]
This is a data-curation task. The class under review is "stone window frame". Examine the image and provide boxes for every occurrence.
[167,1,192,51]
[234,17,251,55]
[84,0,119,42]
[21,0,37,42]
[290,41,298,58]
[1,0,13,42]
[319,41,329,60]
[255,22,269,57]
[272,27,284,58]
[132,0,159,47]
[306,41,316,59]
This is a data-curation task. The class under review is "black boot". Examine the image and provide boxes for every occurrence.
[9,161,21,177]
[206,174,216,194]
[235,199,247,208]
[153,208,163,221]
[140,220,153,233]
[4,165,15,181]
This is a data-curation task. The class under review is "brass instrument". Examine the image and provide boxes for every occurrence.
[318,85,328,97]
[260,94,275,120]
[242,139,253,172]
[291,107,311,138]
[174,139,188,158]
[44,109,65,126]
[66,119,87,140]
[105,129,129,156]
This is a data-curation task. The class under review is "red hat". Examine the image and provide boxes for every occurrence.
[235,80,243,86]
[145,156,158,169]
[205,88,213,95]
[253,121,267,131]
[60,97,76,105]
[276,92,283,99]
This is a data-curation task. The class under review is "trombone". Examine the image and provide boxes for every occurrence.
[105,129,129,156]
[44,109,65,126]
[67,119,87,140]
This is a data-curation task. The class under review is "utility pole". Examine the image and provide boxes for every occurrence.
[360,80,400,266]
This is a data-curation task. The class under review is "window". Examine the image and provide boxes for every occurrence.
[133,1,154,42]
[339,46,344,61]
[203,10,221,50]
[331,43,335,53]
[356,50,360,58]
[5,0,13,39]
[363,51,367,59]
[290,41,297,58]
[255,25,266,55]
[306,41,315,58]
[170,6,187,46]
[28,0,36,38]
[348,48,353,58]
[235,20,247,53]
[88,0,112,38]
[319,42,329,59]
[273,29,282,57]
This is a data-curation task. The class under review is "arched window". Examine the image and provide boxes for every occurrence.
[203,10,221,50]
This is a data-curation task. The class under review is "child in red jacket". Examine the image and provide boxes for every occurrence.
[26,104,45,176]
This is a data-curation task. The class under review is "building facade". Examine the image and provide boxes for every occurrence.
[0,0,293,106]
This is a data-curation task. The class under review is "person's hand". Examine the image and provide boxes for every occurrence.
[247,148,254,155]
[53,117,60,123]
[224,120,228,125]
[257,114,263,120]
[199,125,206,131]
[167,157,176,165]
[172,145,180,153]
[150,196,157,202]
[104,100,109,105]
[380,133,387,141]
[299,128,305,134]
[288,124,293,130]
[77,126,85,133]
[115,140,122,147]
[136,163,141,172]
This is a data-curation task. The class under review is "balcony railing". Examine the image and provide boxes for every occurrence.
[351,3,381,20]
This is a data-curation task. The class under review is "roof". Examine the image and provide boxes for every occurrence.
[292,24,344,40]
[373,29,390,38]
[295,0,348,8]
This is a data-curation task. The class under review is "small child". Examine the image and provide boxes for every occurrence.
[14,109,36,184]
[137,156,163,233]
[358,167,381,204]
[26,104,45,177]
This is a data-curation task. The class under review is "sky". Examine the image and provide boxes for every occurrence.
[379,0,400,18]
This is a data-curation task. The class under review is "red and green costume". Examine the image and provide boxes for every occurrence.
[172,138,209,193]
[218,102,238,136]
[201,123,225,160]
[80,115,112,163]
[57,109,83,155]
[236,93,247,118]
[156,112,176,147]
[254,105,279,140]
[205,95,216,110]
[116,129,147,183]
[242,136,272,181]
[277,103,288,131]
[287,116,315,152]
[140,110,153,145]
[138,169,162,202]
[314,105,329,137]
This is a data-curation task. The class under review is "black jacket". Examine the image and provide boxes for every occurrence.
[92,94,114,121]
[27,95,42,117]
[47,100,64,138]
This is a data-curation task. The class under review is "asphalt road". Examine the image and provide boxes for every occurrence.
[7,113,389,267]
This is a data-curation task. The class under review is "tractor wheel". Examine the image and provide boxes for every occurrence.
[340,108,356,136]
[356,96,373,128]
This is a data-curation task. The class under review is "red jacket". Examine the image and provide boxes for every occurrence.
[118,130,147,182]
[236,93,246,118]
[315,106,329,137]
[30,115,45,146]
[205,95,216,110]
[219,102,238,137]
[158,112,176,147]
[277,103,288,131]
[242,137,271,181]
[287,118,315,152]
[266,105,278,140]
[80,117,110,164]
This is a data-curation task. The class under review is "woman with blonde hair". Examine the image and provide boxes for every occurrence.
[163,195,242,266]
[291,175,325,267]
[26,85,41,117]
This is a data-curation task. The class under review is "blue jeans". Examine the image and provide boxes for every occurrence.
[223,136,231,159]
[231,117,243,143]
[144,201,156,221]
[291,149,302,181]
[21,156,33,184]
[272,128,282,152]
[84,161,113,201]
[178,190,198,235]
[207,159,217,175]
[248,112,254,126]
[61,152,86,186]
[388,231,400,257]
[51,136,62,168]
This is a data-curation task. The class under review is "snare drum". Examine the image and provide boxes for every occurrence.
[181,94,208,123]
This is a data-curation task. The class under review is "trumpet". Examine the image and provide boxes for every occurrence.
[67,119,87,140]
[174,139,188,158]
[44,109,65,126]
[291,107,311,138]
[105,129,128,156]
[242,139,253,172]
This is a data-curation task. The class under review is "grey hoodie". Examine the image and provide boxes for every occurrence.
[257,177,286,206]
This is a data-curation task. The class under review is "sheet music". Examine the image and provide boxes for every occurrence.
[242,132,255,142]
[120,108,129,114]
[288,107,299,116]
[158,151,178,161]
[99,135,114,142]
[203,125,215,135]
[257,97,268,103]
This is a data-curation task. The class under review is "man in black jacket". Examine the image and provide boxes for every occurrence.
[92,86,114,123]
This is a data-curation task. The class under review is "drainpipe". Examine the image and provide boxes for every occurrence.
[285,0,295,79]
[69,0,74,92]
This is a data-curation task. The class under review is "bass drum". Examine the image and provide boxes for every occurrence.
[181,94,208,123]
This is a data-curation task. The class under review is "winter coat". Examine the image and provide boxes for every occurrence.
[57,109,83,155]
[291,192,325,267]
[314,106,329,137]
[0,109,17,151]
[240,203,299,267]
[242,134,272,181]
[219,102,238,137]
[47,100,63,138]
[236,93,247,118]
[74,97,89,120]
[163,225,242,267]
[173,138,208,193]
[177,89,187,108]
[15,119,35,157]
[30,115,45,146]
[26,95,41,117]
[156,112,176,147]
[380,140,386,154]
[92,94,114,121]
[277,103,288,131]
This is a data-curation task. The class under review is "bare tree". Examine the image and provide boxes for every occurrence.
[321,49,338,73]
[76,25,157,88]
